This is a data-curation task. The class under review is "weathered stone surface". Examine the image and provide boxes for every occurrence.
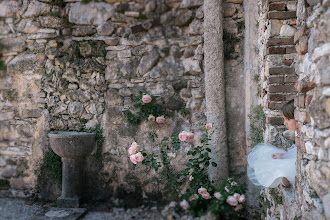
[157,57,185,76]
[188,19,203,35]
[309,89,330,129]
[72,26,96,36]
[312,43,330,62]
[136,49,159,76]
[22,109,42,118]
[39,16,65,29]
[79,42,92,57]
[280,25,296,37]
[16,19,40,34]
[270,20,283,37]
[182,57,202,74]
[7,53,36,74]
[0,37,26,54]
[173,9,193,26]
[306,160,329,197]
[169,45,182,58]
[180,0,203,8]
[97,23,115,36]
[0,1,21,17]
[146,0,156,12]
[23,1,51,18]
[0,166,16,178]
[68,102,84,118]
[315,57,330,85]
[0,112,15,121]
[224,3,237,17]
[69,2,115,25]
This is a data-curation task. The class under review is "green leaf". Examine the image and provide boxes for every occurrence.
[206,148,211,152]
[205,161,210,166]
[192,151,197,156]
[211,162,217,167]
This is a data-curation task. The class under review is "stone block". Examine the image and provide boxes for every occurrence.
[280,25,296,37]
[173,9,193,26]
[296,36,308,55]
[294,81,315,93]
[0,112,15,121]
[0,37,26,54]
[39,16,65,29]
[283,59,294,66]
[96,22,115,36]
[294,110,311,123]
[267,37,294,46]
[180,0,203,8]
[72,26,96,36]
[294,25,305,43]
[269,84,297,93]
[266,116,284,125]
[23,1,51,18]
[223,3,237,17]
[267,101,285,110]
[269,3,286,11]
[22,109,42,118]
[268,11,296,20]
[268,46,286,54]
[285,46,296,54]
[295,95,305,108]
[69,2,114,25]
[270,20,283,36]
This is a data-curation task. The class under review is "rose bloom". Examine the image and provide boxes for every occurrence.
[189,175,194,181]
[148,114,155,121]
[185,132,194,142]
[225,186,230,192]
[128,142,138,155]
[238,194,245,203]
[231,181,237,186]
[198,187,208,195]
[156,116,165,124]
[189,194,199,201]
[202,192,211,199]
[142,94,152,103]
[129,152,144,164]
[234,204,243,212]
[179,131,188,141]
[180,200,190,210]
[226,196,238,206]
[214,192,222,200]
[233,193,240,200]
[205,123,212,129]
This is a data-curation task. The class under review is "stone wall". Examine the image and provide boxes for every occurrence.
[258,0,330,219]
[0,0,246,203]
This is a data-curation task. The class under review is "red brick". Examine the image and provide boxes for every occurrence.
[294,95,305,108]
[283,59,294,66]
[295,136,301,148]
[268,101,285,110]
[284,75,298,83]
[290,20,297,25]
[268,47,286,54]
[268,76,284,84]
[294,109,311,123]
[296,37,308,55]
[268,94,286,101]
[286,46,297,54]
[267,37,294,46]
[296,123,302,135]
[295,81,316,92]
[294,25,306,43]
[269,67,296,75]
[269,3,286,11]
[266,116,284,125]
[268,11,297,20]
[305,95,313,109]
[269,84,297,93]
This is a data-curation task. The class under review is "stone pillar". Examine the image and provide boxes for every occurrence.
[204,0,228,184]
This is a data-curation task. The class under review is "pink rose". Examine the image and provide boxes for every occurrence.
[238,194,245,203]
[148,114,155,121]
[186,132,194,142]
[180,200,189,210]
[142,94,152,103]
[234,204,243,212]
[198,187,207,195]
[205,123,212,129]
[128,142,138,155]
[233,193,240,200]
[179,131,188,141]
[129,152,144,164]
[202,192,211,199]
[226,196,238,206]
[189,194,198,201]
[156,116,165,124]
[214,192,222,200]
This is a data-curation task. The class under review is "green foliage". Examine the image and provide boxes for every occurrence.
[139,12,147,19]
[223,31,240,60]
[124,91,163,125]
[180,105,189,116]
[43,149,62,181]
[81,0,93,4]
[47,11,61,17]
[309,191,319,198]
[0,61,5,70]
[248,104,266,147]
[293,216,299,220]
[82,124,104,159]
[51,0,66,7]
[269,188,282,204]
[259,194,271,214]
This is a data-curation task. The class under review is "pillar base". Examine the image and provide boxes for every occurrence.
[57,197,80,208]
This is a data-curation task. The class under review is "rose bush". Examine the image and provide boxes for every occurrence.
[125,94,247,219]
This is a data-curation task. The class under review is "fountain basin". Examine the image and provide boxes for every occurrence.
[48,131,96,158]
[48,131,96,208]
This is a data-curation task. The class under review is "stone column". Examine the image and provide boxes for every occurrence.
[204,0,228,184]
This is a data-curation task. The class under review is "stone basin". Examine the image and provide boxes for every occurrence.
[48,131,96,158]
[48,131,96,208]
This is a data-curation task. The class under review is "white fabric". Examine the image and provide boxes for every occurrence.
[247,143,296,188]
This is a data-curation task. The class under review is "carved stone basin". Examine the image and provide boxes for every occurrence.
[48,131,96,208]
[48,131,96,158]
